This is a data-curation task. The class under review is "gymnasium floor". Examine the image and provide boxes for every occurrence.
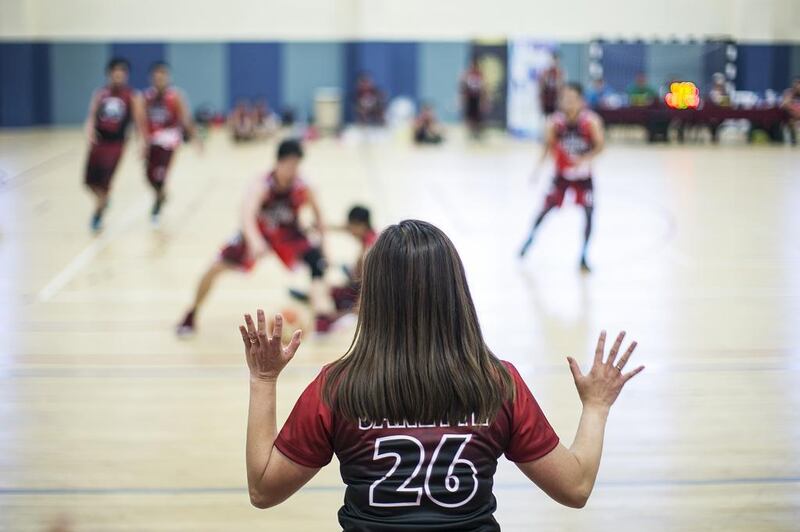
[1,127,799,531]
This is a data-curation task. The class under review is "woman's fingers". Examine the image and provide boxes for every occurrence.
[594,330,607,365]
[238,325,250,350]
[285,330,303,359]
[271,314,283,343]
[622,365,645,382]
[244,313,256,336]
[606,331,626,366]
[567,356,583,381]
[257,309,268,341]
[615,341,638,372]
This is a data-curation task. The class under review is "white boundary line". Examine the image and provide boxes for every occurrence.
[37,199,148,302]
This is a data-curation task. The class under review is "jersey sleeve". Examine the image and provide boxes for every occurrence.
[274,369,334,468]
[502,362,560,463]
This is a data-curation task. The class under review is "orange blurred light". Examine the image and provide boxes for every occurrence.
[665,81,700,109]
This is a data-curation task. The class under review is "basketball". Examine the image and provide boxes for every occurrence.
[269,308,306,343]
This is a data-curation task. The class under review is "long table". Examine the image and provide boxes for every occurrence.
[596,106,789,143]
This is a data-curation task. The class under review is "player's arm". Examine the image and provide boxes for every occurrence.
[241,177,269,258]
[516,331,643,508]
[131,92,148,145]
[240,311,319,509]
[84,91,100,144]
[305,189,326,241]
[576,114,605,165]
[531,119,555,182]
[177,90,197,141]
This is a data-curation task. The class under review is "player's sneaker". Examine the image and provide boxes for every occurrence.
[90,211,104,234]
[151,196,166,225]
[580,258,591,273]
[176,310,196,337]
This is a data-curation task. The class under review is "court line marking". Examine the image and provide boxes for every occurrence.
[1,476,798,496]
[0,149,75,193]
[37,198,149,302]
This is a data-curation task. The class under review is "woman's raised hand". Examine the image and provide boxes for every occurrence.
[567,331,644,410]
[239,309,302,383]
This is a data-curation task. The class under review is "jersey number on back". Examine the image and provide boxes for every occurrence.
[369,434,478,508]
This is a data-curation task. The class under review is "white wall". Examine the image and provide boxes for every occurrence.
[1,0,798,41]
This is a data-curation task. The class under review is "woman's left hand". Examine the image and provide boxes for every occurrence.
[239,309,303,383]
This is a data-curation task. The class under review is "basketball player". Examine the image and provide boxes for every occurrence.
[289,205,377,316]
[143,61,196,223]
[520,82,604,272]
[239,220,643,530]
[83,58,146,233]
[781,77,800,145]
[354,73,385,126]
[460,57,487,137]
[539,52,564,116]
[176,139,328,336]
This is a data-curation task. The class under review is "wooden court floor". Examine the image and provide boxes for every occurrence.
[1,127,799,531]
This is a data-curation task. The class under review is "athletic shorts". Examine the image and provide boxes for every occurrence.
[545,175,594,208]
[219,227,313,272]
[465,97,483,122]
[85,141,124,192]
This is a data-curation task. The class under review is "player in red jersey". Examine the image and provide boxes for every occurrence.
[520,82,605,272]
[460,57,487,138]
[354,73,385,126]
[781,77,800,145]
[239,220,643,530]
[539,52,564,116]
[83,58,147,233]
[289,205,377,316]
[177,139,328,336]
[142,61,196,224]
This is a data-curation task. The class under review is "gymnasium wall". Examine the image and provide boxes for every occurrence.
[2,39,800,127]
[3,0,800,42]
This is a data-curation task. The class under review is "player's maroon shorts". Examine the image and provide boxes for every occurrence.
[220,228,313,272]
[545,175,594,208]
[85,141,124,192]
[146,145,175,191]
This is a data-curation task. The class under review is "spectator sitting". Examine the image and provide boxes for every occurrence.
[627,72,658,107]
[229,99,256,142]
[708,73,732,107]
[413,104,444,145]
[586,78,614,110]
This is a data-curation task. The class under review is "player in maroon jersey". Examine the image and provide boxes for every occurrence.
[289,205,377,316]
[239,220,643,530]
[460,57,487,138]
[520,82,605,272]
[354,73,385,125]
[539,51,564,116]
[142,61,196,224]
[782,77,800,145]
[176,139,330,336]
[83,58,147,233]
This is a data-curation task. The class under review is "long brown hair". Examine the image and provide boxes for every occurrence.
[323,220,513,425]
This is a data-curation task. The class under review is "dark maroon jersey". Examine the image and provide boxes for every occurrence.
[93,85,135,142]
[275,361,559,531]
[461,69,484,100]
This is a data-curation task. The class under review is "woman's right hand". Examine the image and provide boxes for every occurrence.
[567,331,644,410]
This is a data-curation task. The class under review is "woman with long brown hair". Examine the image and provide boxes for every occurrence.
[240,219,643,530]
